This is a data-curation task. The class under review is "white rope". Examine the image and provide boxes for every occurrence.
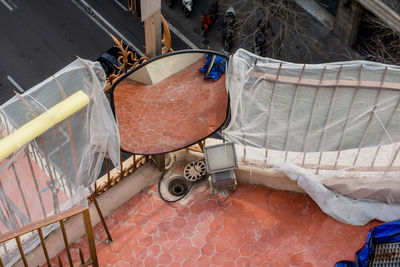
[25,94,55,119]
[373,110,394,143]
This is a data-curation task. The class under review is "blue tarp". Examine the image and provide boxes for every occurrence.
[335,220,400,267]
[200,53,226,80]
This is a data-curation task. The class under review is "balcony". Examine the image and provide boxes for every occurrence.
[2,48,400,266]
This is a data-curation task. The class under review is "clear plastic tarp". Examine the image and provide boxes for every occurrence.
[224,49,400,225]
[0,59,120,265]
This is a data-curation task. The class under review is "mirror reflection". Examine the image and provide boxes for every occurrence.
[113,52,229,155]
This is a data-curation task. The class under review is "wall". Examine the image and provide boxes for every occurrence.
[333,0,361,45]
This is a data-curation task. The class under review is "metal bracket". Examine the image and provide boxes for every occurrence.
[152,154,165,172]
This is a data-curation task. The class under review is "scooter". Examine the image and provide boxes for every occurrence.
[222,7,235,52]
[183,0,193,17]
[223,7,235,27]
[223,28,234,52]
[201,2,218,37]
[166,0,192,17]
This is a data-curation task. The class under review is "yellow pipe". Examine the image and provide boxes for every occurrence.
[0,90,90,161]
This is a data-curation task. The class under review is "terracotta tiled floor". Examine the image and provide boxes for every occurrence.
[114,59,228,155]
[52,181,381,266]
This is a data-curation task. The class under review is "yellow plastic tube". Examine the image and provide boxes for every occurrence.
[0,90,90,161]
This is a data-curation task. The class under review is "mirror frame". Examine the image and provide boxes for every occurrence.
[109,49,230,155]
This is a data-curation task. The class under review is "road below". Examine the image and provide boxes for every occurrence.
[0,0,199,105]
[161,0,226,52]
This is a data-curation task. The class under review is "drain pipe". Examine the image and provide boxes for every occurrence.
[158,159,206,203]
[158,174,197,203]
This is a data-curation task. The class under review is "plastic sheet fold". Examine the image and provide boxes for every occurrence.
[224,49,400,225]
[0,59,120,265]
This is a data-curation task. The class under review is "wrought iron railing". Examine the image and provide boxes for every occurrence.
[0,96,152,264]
[229,61,400,174]
[0,205,98,267]
[92,155,151,198]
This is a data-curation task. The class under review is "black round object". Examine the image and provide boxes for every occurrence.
[168,177,189,196]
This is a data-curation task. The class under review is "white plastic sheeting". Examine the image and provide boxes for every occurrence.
[273,161,400,226]
[224,49,400,225]
[0,59,120,265]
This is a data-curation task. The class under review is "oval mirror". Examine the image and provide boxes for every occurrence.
[111,50,229,155]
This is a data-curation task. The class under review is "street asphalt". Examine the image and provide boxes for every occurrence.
[0,0,225,105]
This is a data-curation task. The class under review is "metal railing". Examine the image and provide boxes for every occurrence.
[0,205,98,267]
[0,95,152,263]
[92,155,151,198]
[238,63,400,174]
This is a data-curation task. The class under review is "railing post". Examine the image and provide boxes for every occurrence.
[25,148,47,218]
[83,208,99,267]
[15,236,28,267]
[284,64,306,161]
[333,64,363,169]
[37,228,51,266]
[106,157,111,188]
[91,196,113,243]
[301,67,326,167]
[352,67,387,167]
[120,151,124,179]
[264,63,283,162]
[316,66,343,174]
[59,219,73,266]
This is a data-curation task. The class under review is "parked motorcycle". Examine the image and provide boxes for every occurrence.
[223,28,234,52]
[222,7,235,52]
[201,2,218,37]
[166,0,192,17]
[183,0,193,17]
[223,7,235,27]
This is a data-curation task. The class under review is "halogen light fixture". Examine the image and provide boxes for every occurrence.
[203,142,238,192]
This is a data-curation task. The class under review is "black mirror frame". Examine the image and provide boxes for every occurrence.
[109,49,231,155]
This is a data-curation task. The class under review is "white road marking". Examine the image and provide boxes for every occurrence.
[71,0,115,39]
[8,0,17,9]
[72,0,144,56]
[164,19,199,49]
[7,76,24,93]
[0,0,13,11]
[112,0,128,11]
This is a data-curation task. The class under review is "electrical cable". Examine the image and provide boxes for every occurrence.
[158,171,205,203]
